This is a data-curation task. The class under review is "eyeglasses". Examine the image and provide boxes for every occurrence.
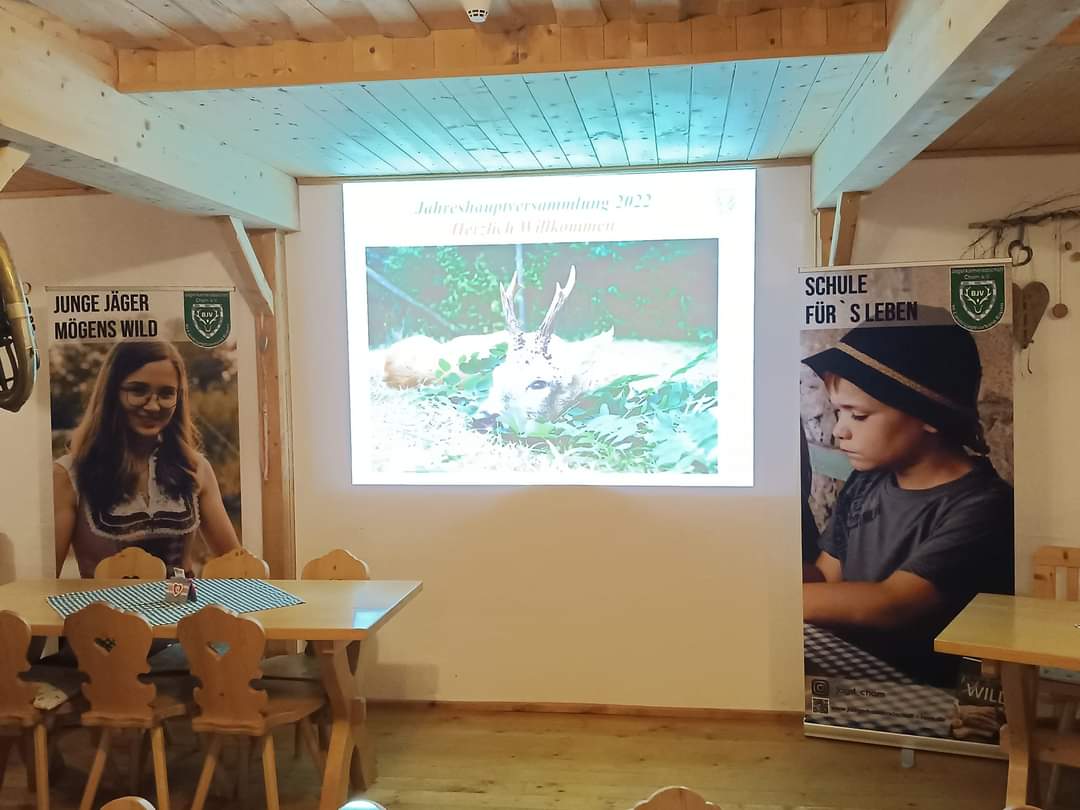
[120,383,178,408]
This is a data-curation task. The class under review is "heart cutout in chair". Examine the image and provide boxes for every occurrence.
[205,641,231,657]
[1013,281,1050,349]
[93,636,117,653]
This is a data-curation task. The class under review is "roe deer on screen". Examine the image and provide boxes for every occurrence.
[471,265,612,429]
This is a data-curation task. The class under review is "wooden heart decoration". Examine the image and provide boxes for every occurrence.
[1013,281,1049,349]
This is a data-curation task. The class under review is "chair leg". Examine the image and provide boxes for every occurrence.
[191,734,222,810]
[260,734,280,810]
[21,731,36,792]
[129,728,145,794]
[293,722,303,760]
[299,717,325,775]
[33,725,49,810]
[0,734,12,792]
[150,725,171,810]
[79,727,111,810]
[1047,699,1077,807]
[235,737,251,808]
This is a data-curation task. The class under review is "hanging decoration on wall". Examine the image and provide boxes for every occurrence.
[1006,224,1033,267]
[45,285,244,577]
[798,259,1014,759]
[1013,281,1049,350]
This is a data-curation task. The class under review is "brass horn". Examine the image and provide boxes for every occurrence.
[0,232,37,412]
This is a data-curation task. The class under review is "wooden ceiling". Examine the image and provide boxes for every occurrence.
[28,0,885,46]
[1,0,887,182]
[929,30,1080,154]
[133,54,877,176]
[7,0,1080,201]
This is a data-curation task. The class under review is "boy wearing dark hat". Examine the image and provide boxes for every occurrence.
[801,320,1014,687]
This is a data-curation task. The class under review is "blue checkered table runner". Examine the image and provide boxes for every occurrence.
[47,579,303,626]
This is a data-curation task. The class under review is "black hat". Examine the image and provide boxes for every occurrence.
[802,320,988,454]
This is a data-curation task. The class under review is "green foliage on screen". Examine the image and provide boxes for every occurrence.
[366,240,719,347]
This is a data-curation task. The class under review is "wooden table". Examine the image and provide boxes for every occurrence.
[0,577,422,810]
[936,592,1080,806]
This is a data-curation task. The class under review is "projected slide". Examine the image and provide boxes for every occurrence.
[343,170,755,486]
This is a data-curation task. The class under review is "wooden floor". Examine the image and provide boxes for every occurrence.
[0,704,1021,809]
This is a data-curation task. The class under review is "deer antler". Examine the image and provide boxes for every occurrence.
[537,265,577,351]
[500,270,525,346]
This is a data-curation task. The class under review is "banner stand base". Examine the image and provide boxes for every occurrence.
[803,722,1007,760]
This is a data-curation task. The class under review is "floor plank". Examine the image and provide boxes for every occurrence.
[0,705,1012,809]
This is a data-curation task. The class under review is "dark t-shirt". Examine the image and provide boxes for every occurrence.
[817,459,1014,686]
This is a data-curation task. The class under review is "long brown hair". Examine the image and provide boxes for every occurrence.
[70,340,202,513]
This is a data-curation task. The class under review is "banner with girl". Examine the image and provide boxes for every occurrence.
[47,287,242,579]
[798,261,1014,755]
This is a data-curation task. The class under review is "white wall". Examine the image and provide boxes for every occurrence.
[288,155,1080,710]
[0,194,262,581]
[852,154,1080,595]
[286,167,811,710]
[3,153,1070,712]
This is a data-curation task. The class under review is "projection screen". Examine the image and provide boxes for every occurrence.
[343,169,755,486]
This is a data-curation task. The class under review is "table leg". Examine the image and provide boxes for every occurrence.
[1000,662,1040,807]
[315,640,376,810]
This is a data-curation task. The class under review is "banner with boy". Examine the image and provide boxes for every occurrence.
[798,261,1014,755]
[47,286,243,579]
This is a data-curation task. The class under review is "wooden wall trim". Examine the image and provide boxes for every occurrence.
[250,230,296,580]
[369,698,803,723]
[117,2,887,92]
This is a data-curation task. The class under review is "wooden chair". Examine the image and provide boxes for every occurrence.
[177,605,325,810]
[260,549,370,757]
[92,549,187,676]
[94,547,168,580]
[201,547,270,579]
[64,602,188,810]
[301,548,370,582]
[0,610,83,810]
[261,548,370,682]
[630,787,719,810]
[101,799,156,809]
[1031,545,1080,805]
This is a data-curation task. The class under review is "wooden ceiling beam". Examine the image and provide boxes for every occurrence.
[117,0,886,92]
[811,0,1080,208]
[551,0,608,27]
[828,190,860,266]
[216,216,275,316]
[0,1,298,229]
[632,0,686,24]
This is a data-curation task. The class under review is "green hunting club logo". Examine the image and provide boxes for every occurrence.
[950,265,1006,331]
[184,291,231,348]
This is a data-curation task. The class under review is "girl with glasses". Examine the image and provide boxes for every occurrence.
[53,339,240,577]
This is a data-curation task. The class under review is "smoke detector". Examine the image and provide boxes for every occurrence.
[464,0,490,23]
